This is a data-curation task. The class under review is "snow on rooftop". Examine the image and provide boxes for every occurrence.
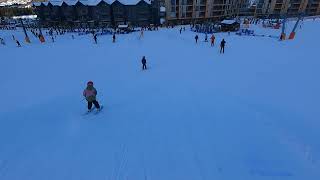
[160,6,166,12]
[103,0,116,4]
[221,20,237,25]
[118,24,129,28]
[12,15,37,19]
[79,0,99,5]
[49,0,64,6]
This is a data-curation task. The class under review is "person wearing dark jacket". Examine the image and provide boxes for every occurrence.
[220,39,226,53]
[16,40,21,47]
[195,35,199,43]
[112,34,116,43]
[141,56,147,70]
[93,34,97,44]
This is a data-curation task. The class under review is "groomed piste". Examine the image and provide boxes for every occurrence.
[0,19,320,180]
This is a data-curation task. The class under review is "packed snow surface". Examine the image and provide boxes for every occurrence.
[0,20,320,180]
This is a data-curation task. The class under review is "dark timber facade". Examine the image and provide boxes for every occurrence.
[33,0,159,27]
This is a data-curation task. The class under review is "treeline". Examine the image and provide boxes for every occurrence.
[0,7,34,17]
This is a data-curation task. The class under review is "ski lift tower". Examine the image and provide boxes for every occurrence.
[288,13,304,39]
[19,18,31,43]
[280,0,291,40]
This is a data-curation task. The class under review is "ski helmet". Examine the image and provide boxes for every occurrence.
[87,81,93,86]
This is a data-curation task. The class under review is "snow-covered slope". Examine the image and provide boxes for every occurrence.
[0,20,320,180]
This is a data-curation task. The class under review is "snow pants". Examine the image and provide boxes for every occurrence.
[88,100,100,110]
[142,64,147,70]
[220,46,225,53]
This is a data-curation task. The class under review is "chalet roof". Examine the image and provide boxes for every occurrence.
[34,0,151,6]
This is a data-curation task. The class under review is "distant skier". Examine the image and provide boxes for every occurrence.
[16,40,21,47]
[12,35,15,41]
[51,36,54,42]
[83,81,101,112]
[205,33,208,42]
[0,38,5,45]
[220,39,226,54]
[93,34,97,44]
[141,56,147,70]
[139,29,144,39]
[210,34,215,46]
[195,35,199,43]
[180,28,182,34]
[112,34,116,43]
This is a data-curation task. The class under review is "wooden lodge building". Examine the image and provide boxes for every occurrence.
[32,0,160,27]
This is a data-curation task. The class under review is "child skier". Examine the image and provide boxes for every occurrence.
[141,56,147,70]
[83,81,101,112]
[140,29,144,39]
[195,35,199,43]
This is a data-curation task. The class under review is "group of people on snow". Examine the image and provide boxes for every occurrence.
[179,27,186,34]
[92,33,118,44]
[194,34,226,54]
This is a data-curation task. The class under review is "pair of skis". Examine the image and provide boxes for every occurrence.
[83,106,104,116]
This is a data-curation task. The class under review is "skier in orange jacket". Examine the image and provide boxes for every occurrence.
[210,34,215,46]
